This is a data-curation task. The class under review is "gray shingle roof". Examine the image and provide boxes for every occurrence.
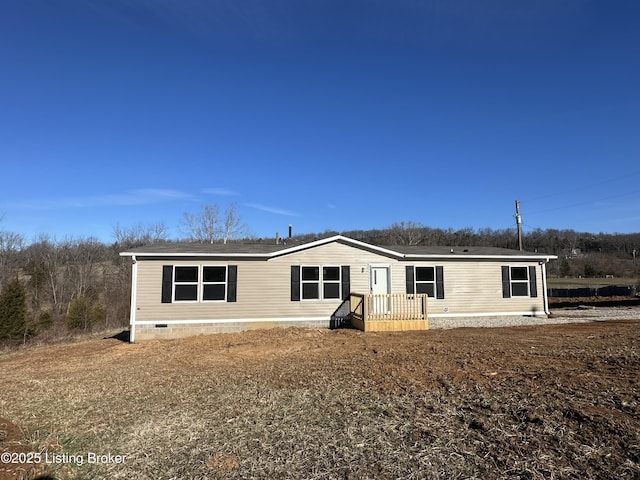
[121,235,555,260]
[122,242,290,255]
[388,245,548,257]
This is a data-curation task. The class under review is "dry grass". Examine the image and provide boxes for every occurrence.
[0,320,639,479]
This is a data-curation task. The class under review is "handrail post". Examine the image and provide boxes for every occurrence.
[422,294,428,319]
[363,293,369,323]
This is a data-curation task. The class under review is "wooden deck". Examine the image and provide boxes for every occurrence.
[349,293,428,332]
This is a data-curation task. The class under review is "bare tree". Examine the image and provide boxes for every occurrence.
[181,204,220,243]
[180,203,247,244]
[389,221,424,245]
[27,235,69,313]
[66,237,107,300]
[0,225,24,289]
[113,221,168,248]
[221,203,246,244]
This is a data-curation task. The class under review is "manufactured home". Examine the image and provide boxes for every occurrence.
[120,235,556,341]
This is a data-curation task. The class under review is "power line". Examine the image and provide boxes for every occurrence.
[521,169,640,205]
[525,189,639,216]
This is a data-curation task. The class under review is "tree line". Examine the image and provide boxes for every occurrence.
[0,211,638,344]
[288,221,640,274]
[0,203,247,343]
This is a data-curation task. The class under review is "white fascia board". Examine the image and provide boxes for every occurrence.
[270,235,404,259]
[405,254,557,261]
[119,252,271,258]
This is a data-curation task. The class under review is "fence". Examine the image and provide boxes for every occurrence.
[548,285,636,298]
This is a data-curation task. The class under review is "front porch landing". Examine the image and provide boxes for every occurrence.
[349,293,428,332]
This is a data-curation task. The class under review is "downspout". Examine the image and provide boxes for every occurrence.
[541,259,550,315]
[129,255,138,343]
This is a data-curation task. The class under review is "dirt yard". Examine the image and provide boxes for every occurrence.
[1,311,639,479]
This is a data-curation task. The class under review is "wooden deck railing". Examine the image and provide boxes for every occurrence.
[350,293,428,331]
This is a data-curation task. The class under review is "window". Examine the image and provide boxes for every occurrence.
[291,266,349,302]
[301,266,320,299]
[406,265,444,299]
[501,265,537,298]
[174,266,198,301]
[203,266,227,301]
[162,265,237,303]
[415,267,435,297]
[300,266,341,300]
[510,266,530,297]
[323,266,341,299]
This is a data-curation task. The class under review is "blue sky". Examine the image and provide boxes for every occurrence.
[1,0,639,243]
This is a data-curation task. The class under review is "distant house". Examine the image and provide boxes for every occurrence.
[120,235,557,342]
[560,247,582,259]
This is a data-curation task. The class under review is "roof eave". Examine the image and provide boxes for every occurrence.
[405,254,558,261]
[119,251,272,258]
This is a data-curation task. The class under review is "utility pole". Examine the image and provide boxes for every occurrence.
[515,200,523,251]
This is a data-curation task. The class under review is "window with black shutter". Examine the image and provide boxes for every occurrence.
[292,265,350,301]
[502,265,537,298]
[161,265,236,303]
[407,266,445,299]
[174,266,199,301]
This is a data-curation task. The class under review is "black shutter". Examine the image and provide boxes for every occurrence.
[436,266,445,299]
[341,266,350,300]
[501,266,511,298]
[291,266,300,301]
[161,265,173,303]
[529,266,537,298]
[406,266,415,294]
[227,265,237,302]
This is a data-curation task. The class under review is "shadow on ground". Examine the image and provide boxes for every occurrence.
[106,330,130,342]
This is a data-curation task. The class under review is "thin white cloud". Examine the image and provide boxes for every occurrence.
[244,203,299,217]
[97,189,195,206]
[0,189,194,210]
[609,214,640,227]
[202,188,239,196]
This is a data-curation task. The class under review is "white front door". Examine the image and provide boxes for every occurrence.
[370,266,390,314]
[370,266,389,294]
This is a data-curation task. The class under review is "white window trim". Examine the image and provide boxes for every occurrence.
[202,265,228,303]
[173,265,229,303]
[300,266,320,301]
[414,266,436,296]
[173,265,200,303]
[300,265,341,301]
[510,266,530,297]
[321,265,342,300]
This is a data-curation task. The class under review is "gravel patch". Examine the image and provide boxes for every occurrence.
[429,306,640,329]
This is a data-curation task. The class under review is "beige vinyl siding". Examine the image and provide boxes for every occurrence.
[413,260,545,316]
[134,241,400,322]
[133,240,547,323]
[271,241,403,295]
